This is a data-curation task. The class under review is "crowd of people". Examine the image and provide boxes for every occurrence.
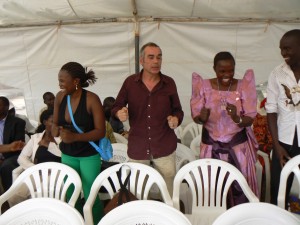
[0,29,299,224]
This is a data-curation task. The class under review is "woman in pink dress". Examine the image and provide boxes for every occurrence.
[190,52,259,206]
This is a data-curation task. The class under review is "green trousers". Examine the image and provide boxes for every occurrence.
[62,153,103,225]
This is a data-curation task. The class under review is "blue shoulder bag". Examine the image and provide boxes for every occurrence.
[67,95,113,161]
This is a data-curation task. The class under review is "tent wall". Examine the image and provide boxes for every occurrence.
[0,22,299,125]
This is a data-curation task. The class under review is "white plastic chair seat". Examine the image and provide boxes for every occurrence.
[83,162,173,225]
[173,158,259,225]
[0,198,85,225]
[212,202,300,225]
[0,162,82,212]
[98,200,192,225]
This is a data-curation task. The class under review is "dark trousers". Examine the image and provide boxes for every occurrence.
[0,155,19,191]
[270,131,300,207]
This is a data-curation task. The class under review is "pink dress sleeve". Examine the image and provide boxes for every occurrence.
[190,72,205,119]
[240,69,257,118]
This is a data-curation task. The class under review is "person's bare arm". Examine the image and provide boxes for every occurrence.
[52,91,64,137]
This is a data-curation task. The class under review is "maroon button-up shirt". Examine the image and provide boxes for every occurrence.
[111,71,184,160]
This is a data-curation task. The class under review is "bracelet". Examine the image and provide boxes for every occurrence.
[234,116,242,125]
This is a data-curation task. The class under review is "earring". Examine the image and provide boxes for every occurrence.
[76,84,78,90]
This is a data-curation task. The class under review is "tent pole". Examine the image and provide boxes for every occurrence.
[135,33,139,74]
[132,0,140,74]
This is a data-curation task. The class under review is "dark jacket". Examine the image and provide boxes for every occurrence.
[2,114,26,159]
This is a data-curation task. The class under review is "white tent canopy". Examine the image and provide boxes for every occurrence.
[0,0,299,124]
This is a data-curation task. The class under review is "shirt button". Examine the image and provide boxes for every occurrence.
[148,127,151,129]
[148,115,151,118]
[148,104,151,107]
[149,137,151,140]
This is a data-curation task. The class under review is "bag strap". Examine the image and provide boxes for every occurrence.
[67,95,102,153]
[116,166,132,205]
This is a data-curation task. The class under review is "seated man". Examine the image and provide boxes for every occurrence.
[0,96,25,191]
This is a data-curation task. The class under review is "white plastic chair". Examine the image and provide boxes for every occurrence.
[0,198,85,225]
[0,162,82,213]
[255,156,263,199]
[110,143,129,163]
[176,143,197,171]
[257,149,271,202]
[173,158,259,225]
[113,132,128,144]
[181,122,202,146]
[98,200,192,225]
[278,154,300,219]
[189,134,201,158]
[83,162,173,225]
[175,143,197,214]
[189,136,267,202]
[212,202,300,225]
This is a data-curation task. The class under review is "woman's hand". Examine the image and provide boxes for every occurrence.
[199,107,210,123]
[59,127,77,143]
[226,103,237,116]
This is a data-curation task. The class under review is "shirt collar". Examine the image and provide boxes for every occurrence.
[134,69,169,84]
[0,115,7,123]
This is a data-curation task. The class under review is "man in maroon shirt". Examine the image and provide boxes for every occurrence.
[111,42,184,194]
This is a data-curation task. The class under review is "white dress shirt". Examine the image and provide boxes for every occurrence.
[266,62,300,146]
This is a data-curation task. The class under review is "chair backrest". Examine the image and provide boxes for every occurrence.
[174,125,183,141]
[182,122,202,146]
[212,202,300,225]
[189,134,201,157]
[0,162,82,213]
[113,132,128,144]
[176,143,197,171]
[0,198,85,225]
[83,162,173,225]
[98,200,192,225]
[110,143,129,163]
[257,149,271,202]
[173,158,259,217]
[278,154,300,209]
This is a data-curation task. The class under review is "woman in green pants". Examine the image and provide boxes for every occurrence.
[52,62,106,224]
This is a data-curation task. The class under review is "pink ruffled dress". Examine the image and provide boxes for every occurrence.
[190,69,259,203]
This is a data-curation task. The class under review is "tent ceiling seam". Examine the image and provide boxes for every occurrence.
[66,0,80,19]
[0,17,299,28]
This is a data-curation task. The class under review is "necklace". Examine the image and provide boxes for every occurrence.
[217,79,232,110]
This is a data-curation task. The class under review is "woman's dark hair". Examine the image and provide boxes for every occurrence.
[213,52,235,68]
[36,109,53,133]
[60,62,97,88]
[103,97,116,121]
